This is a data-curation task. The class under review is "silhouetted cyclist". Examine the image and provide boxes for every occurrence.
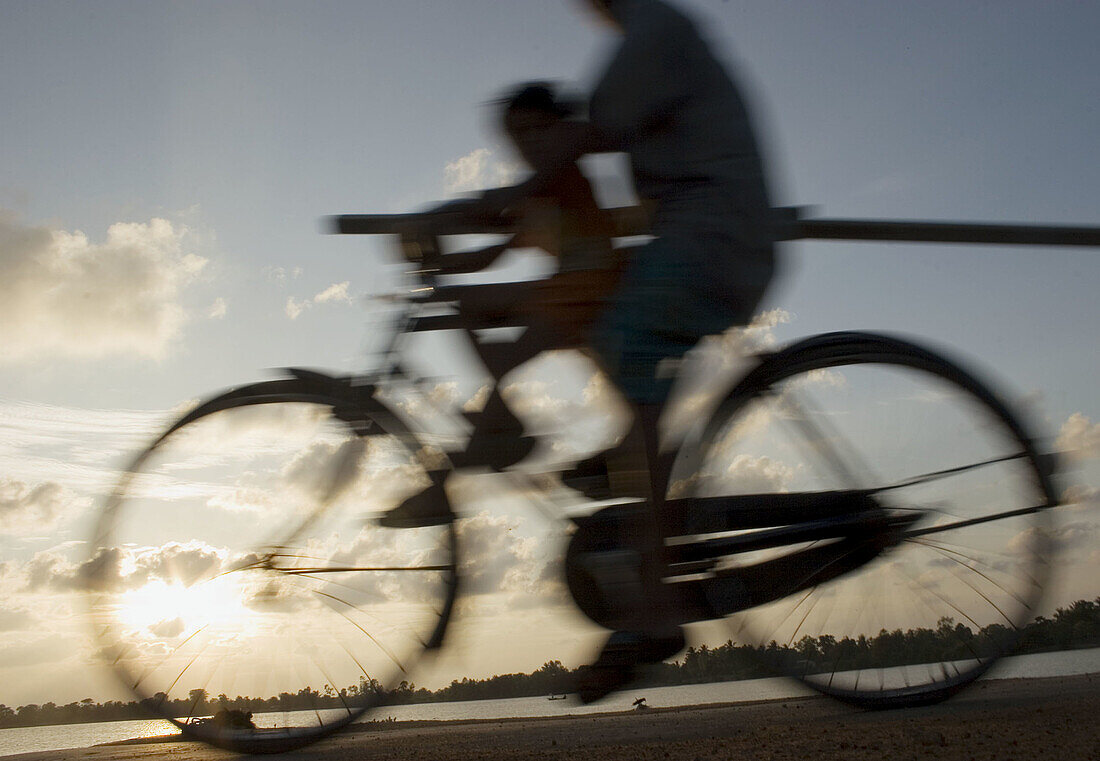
[392,0,779,701]
[499,0,777,700]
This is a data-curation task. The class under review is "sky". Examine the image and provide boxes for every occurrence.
[1,0,1098,710]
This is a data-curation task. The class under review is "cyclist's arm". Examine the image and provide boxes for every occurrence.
[438,240,513,274]
[588,2,689,148]
[473,121,607,217]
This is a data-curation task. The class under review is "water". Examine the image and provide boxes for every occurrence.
[3,647,1098,758]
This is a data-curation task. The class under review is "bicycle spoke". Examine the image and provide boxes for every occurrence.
[870,451,1032,493]
[91,392,458,751]
[272,437,368,553]
[902,503,1048,539]
[784,587,824,649]
[688,334,1051,706]
[279,564,454,574]
[908,538,1037,606]
[310,588,411,673]
[894,562,986,659]
[921,545,1026,628]
[131,624,210,693]
[776,390,867,490]
[912,536,1044,589]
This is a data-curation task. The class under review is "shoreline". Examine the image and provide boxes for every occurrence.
[9,642,1100,735]
[5,673,1098,761]
[93,693,827,748]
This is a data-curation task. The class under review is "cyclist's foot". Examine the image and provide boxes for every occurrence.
[450,433,537,470]
[452,386,538,470]
[575,627,686,704]
[561,451,611,499]
[377,480,453,528]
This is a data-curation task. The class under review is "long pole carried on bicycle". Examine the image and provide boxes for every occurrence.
[329,207,1100,247]
[784,216,1100,247]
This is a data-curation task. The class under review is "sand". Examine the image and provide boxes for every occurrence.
[7,674,1099,761]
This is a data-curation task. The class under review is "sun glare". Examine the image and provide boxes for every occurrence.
[118,575,252,639]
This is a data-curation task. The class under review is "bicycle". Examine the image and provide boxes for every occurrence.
[85,205,1075,753]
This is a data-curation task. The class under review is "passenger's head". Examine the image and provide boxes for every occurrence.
[500,82,575,168]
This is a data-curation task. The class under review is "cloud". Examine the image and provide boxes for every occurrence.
[444,148,517,194]
[0,211,207,362]
[462,384,492,413]
[266,265,302,283]
[1056,413,1100,461]
[285,281,355,320]
[313,281,352,304]
[24,541,227,594]
[724,454,795,492]
[279,436,369,505]
[0,605,35,632]
[663,309,795,442]
[1009,520,1098,561]
[1062,483,1099,512]
[498,352,631,461]
[207,297,227,319]
[148,617,185,638]
[0,638,75,669]
[285,296,309,320]
[453,511,540,596]
[0,478,81,535]
[0,399,168,485]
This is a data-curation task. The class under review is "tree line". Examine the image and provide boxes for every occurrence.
[3,596,1098,729]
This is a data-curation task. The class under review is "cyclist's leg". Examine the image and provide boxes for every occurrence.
[574,237,694,500]
[459,270,624,465]
[572,238,692,700]
[451,282,551,469]
[380,284,543,526]
[382,278,614,526]
[575,232,774,701]
[592,228,775,506]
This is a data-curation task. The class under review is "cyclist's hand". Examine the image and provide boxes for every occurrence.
[424,197,482,217]
[512,200,563,257]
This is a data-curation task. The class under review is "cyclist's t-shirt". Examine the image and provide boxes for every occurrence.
[584,0,777,404]
[587,0,775,295]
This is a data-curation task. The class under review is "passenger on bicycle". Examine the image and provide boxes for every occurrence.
[379,82,623,493]
[394,0,779,701]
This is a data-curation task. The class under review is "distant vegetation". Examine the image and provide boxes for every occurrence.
[3,597,1098,729]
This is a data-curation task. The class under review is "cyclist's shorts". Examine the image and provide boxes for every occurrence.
[591,229,774,405]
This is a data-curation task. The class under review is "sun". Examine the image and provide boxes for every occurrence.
[117,574,254,640]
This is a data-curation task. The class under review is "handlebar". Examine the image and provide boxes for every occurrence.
[331,213,517,237]
[328,205,655,238]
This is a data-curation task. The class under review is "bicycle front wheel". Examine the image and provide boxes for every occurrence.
[87,376,457,752]
[675,332,1056,708]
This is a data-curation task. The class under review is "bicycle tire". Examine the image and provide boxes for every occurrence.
[674,331,1056,709]
[87,372,458,752]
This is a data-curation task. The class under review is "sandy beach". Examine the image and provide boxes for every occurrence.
[7,674,1098,761]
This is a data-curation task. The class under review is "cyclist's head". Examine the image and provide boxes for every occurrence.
[500,82,576,167]
[579,0,623,30]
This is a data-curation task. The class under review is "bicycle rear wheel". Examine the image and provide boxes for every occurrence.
[87,375,457,752]
[673,332,1056,708]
